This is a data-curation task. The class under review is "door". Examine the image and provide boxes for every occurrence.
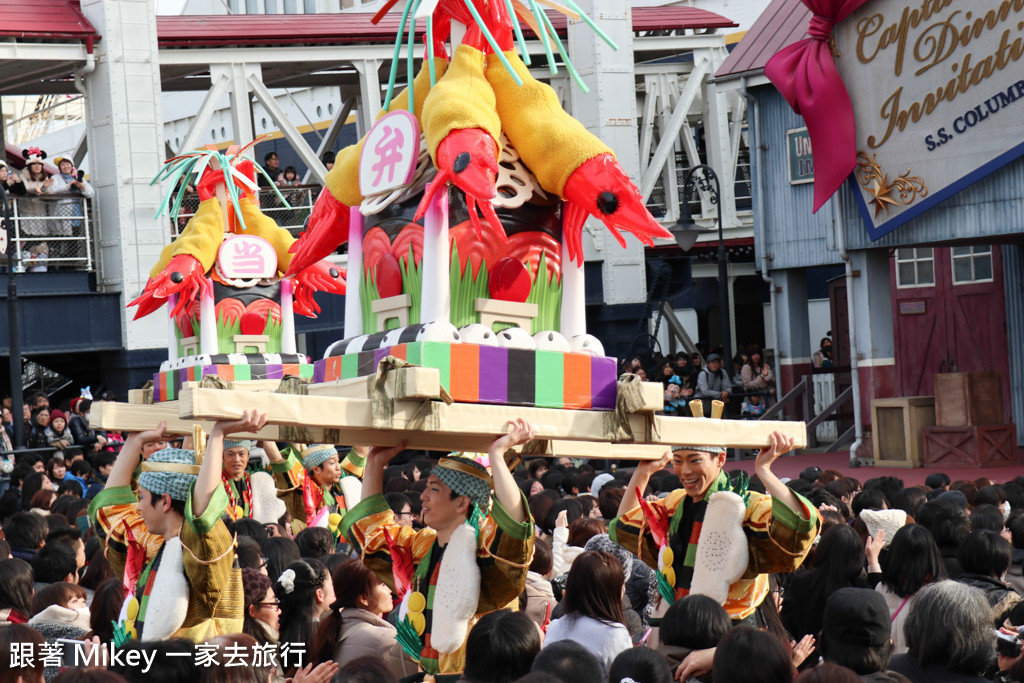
[892,245,1011,416]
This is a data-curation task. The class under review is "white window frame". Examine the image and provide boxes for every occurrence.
[951,245,994,285]
[895,247,936,289]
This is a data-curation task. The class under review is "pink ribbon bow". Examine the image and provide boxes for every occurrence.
[765,0,870,212]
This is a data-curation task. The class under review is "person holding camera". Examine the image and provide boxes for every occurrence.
[47,156,94,262]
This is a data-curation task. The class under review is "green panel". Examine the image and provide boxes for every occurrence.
[421,342,451,392]
[299,364,314,379]
[534,350,564,408]
[341,353,359,380]
[405,341,423,366]
[165,374,176,401]
[234,365,252,381]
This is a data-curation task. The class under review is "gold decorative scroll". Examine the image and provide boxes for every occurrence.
[856,152,928,218]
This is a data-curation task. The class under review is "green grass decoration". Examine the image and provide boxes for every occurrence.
[399,244,423,325]
[448,241,490,328]
[525,251,562,334]
[361,266,382,333]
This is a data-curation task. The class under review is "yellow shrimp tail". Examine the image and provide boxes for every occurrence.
[421,44,502,165]
[486,50,611,196]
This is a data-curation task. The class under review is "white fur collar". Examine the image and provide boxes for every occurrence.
[430,523,480,654]
[688,491,749,605]
[141,536,190,640]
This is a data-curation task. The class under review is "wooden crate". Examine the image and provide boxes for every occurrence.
[934,372,1004,427]
[872,397,936,468]
[922,424,1018,468]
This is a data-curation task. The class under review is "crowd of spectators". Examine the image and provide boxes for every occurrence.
[4,393,1024,683]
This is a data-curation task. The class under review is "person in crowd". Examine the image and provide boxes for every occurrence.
[44,457,67,492]
[741,348,775,395]
[340,419,536,676]
[876,524,947,654]
[68,397,107,453]
[321,151,335,171]
[459,609,541,683]
[311,558,416,679]
[0,558,34,625]
[812,337,833,368]
[5,511,47,560]
[241,567,279,647]
[47,157,94,260]
[818,587,908,682]
[543,550,632,677]
[86,578,125,644]
[0,159,25,196]
[692,353,731,412]
[45,410,75,456]
[17,149,51,243]
[85,453,116,499]
[277,166,301,188]
[522,536,554,630]
[531,639,604,683]
[0,623,45,683]
[27,409,52,451]
[261,536,300,583]
[270,443,364,531]
[956,529,1024,627]
[781,524,873,666]
[609,647,674,683]
[274,558,333,673]
[889,580,995,682]
[612,432,819,622]
[260,152,283,186]
[656,594,730,680]
[90,412,265,640]
[712,627,794,683]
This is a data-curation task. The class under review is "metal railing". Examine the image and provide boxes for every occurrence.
[5,195,95,272]
[170,185,318,240]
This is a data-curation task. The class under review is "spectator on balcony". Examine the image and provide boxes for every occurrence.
[693,353,730,415]
[0,160,25,196]
[259,152,283,187]
[18,149,52,246]
[47,158,94,263]
[322,151,335,171]
[741,348,776,397]
[277,166,301,188]
[813,337,834,368]
[26,408,52,452]
[43,410,74,459]
[68,397,107,453]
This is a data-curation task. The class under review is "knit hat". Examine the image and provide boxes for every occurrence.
[583,533,634,582]
[49,409,67,422]
[138,448,199,502]
[434,454,493,512]
[223,439,255,452]
[822,587,890,648]
[938,490,969,510]
[22,147,46,164]
[302,444,337,470]
[858,508,907,547]
[672,445,726,456]
[590,473,615,498]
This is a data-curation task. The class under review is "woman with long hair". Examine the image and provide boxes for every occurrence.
[542,550,632,677]
[781,524,867,667]
[274,559,333,674]
[311,559,416,679]
[876,524,946,654]
[0,559,34,625]
[242,568,279,645]
[0,624,45,683]
[45,457,66,491]
[87,578,126,644]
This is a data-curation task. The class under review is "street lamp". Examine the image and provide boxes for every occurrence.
[0,182,24,449]
[676,164,730,368]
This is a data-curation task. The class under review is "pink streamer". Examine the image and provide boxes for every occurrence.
[765,0,870,212]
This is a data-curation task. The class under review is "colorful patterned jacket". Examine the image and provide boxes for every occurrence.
[609,472,820,620]
[339,492,533,674]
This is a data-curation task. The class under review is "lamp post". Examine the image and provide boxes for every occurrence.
[0,183,24,449]
[678,164,730,367]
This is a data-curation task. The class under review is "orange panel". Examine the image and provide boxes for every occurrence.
[562,353,592,409]
[389,343,407,361]
[448,344,479,402]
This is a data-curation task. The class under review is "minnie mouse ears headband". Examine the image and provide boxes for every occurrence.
[22,147,46,164]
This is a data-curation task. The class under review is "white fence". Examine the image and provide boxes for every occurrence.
[5,196,95,272]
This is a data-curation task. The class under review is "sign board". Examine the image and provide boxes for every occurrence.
[359,110,421,198]
[787,127,814,184]
[217,235,278,279]
[835,1,1024,240]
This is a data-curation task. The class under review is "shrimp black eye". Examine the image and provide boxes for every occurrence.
[453,152,471,173]
[597,191,618,214]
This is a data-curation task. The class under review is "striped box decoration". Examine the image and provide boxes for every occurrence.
[313,342,618,410]
[151,363,315,402]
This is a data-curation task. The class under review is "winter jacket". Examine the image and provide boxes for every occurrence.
[332,608,418,680]
[955,573,1024,628]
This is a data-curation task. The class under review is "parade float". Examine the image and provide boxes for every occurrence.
[92,0,806,456]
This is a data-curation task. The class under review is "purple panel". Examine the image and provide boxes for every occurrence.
[477,346,508,404]
[591,356,617,410]
[264,365,284,380]
[153,373,162,402]
[313,360,326,383]
[203,364,219,377]
[373,346,392,371]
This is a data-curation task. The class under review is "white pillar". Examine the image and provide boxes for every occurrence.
[560,240,586,338]
[344,206,364,338]
[200,278,218,355]
[420,184,450,325]
[280,278,296,354]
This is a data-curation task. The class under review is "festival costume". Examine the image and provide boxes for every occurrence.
[610,470,819,620]
[270,444,365,529]
[220,439,286,524]
[88,448,244,642]
[338,456,533,676]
